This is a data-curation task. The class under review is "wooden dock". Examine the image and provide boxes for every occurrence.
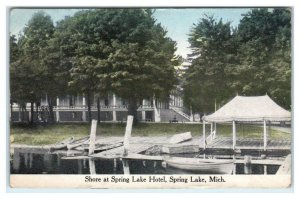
[12,136,290,157]
[206,137,291,150]
[90,143,155,159]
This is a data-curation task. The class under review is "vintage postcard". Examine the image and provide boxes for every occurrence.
[8,7,292,189]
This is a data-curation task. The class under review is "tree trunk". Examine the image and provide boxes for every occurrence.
[87,92,92,123]
[127,98,138,124]
[30,101,34,124]
[97,97,101,123]
[21,103,26,122]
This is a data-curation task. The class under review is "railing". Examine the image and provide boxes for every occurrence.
[11,105,154,111]
[169,106,191,121]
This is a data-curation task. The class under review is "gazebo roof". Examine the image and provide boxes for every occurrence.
[203,95,291,122]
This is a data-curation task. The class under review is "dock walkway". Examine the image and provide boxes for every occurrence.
[11,136,291,158]
[207,137,291,150]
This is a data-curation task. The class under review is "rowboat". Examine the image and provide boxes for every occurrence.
[164,157,235,174]
[49,137,74,151]
[67,136,90,150]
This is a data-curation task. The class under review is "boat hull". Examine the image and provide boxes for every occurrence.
[165,157,235,174]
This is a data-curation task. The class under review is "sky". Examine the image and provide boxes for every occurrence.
[9,8,251,59]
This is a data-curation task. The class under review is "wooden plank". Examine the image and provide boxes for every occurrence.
[61,155,90,160]
[168,132,192,144]
[122,153,163,161]
[90,143,154,159]
[162,144,199,154]
[204,136,291,151]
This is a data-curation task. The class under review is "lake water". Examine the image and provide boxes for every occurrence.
[10,150,283,175]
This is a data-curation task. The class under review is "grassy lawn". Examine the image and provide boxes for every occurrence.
[10,122,291,145]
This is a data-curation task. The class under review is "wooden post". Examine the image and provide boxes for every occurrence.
[88,120,98,155]
[203,120,206,149]
[214,122,217,137]
[210,122,213,142]
[232,120,236,150]
[263,120,267,151]
[123,115,134,156]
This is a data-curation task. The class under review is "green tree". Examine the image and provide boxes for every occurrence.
[183,15,238,113]
[57,9,179,123]
[55,10,113,122]
[236,8,291,109]
[10,35,21,120]
[10,11,55,123]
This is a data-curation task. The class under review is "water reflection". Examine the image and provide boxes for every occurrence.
[10,150,281,175]
[89,159,96,175]
[122,159,130,175]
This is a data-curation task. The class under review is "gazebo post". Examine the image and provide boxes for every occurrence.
[203,120,206,149]
[263,120,267,151]
[210,122,213,142]
[232,120,236,150]
[214,122,217,137]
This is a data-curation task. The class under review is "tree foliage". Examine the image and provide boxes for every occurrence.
[236,8,291,109]
[183,15,238,112]
[55,9,179,122]
[183,8,291,113]
[10,9,179,123]
[10,11,55,123]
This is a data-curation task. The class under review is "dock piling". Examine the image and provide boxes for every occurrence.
[88,120,98,155]
[123,115,133,156]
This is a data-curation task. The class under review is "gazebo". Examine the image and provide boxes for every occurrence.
[202,95,291,150]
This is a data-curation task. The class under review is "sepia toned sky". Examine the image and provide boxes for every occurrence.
[9,8,251,58]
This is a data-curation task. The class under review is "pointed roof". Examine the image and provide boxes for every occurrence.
[203,95,291,122]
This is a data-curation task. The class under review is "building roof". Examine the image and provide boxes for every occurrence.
[203,95,291,122]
